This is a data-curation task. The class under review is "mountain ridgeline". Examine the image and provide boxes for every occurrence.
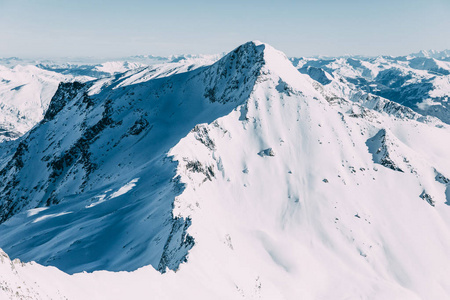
[0,42,268,273]
[0,42,450,299]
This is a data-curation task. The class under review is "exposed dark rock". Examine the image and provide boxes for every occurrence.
[158,217,195,273]
[43,82,86,122]
[185,160,215,181]
[128,117,150,135]
[420,190,435,207]
[435,170,450,184]
[366,129,404,172]
[48,97,116,189]
[258,148,275,157]
[192,125,215,151]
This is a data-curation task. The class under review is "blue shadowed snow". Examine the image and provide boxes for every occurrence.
[0,42,266,274]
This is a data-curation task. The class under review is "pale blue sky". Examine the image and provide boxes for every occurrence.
[1,0,449,58]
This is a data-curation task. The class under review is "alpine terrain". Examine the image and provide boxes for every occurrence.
[0,41,450,299]
[292,50,450,124]
[0,55,221,142]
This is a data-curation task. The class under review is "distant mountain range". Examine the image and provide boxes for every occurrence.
[292,51,450,124]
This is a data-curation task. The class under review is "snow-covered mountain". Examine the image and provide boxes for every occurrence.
[0,55,221,142]
[292,50,450,124]
[0,54,223,69]
[2,48,449,145]
[0,42,450,299]
[0,42,263,274]
[36,54,221,79]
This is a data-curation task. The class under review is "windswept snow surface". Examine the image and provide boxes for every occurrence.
[1,42,450,299]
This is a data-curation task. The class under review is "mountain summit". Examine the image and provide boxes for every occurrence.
[1,41,450,299]
[0,41,301,273]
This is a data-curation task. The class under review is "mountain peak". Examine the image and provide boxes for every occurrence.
[218,40,291,69]
[199,41,316,104]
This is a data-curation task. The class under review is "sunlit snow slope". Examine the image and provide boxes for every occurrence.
[1,42,450,299]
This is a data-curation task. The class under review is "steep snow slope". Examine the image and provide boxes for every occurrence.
[1,42,450,299]
[0,41,263,274]
[166,44,450,299]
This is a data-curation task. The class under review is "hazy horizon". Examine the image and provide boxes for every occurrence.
[1,0,450,58]
[1,46,450,61]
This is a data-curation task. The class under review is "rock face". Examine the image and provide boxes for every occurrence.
[258,148,275,157]
[366,129,404,172]
[0,41,450,299]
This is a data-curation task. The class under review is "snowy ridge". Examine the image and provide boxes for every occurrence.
[0,54,220,142]
[37,53,220,79]
[0,42,450,299]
